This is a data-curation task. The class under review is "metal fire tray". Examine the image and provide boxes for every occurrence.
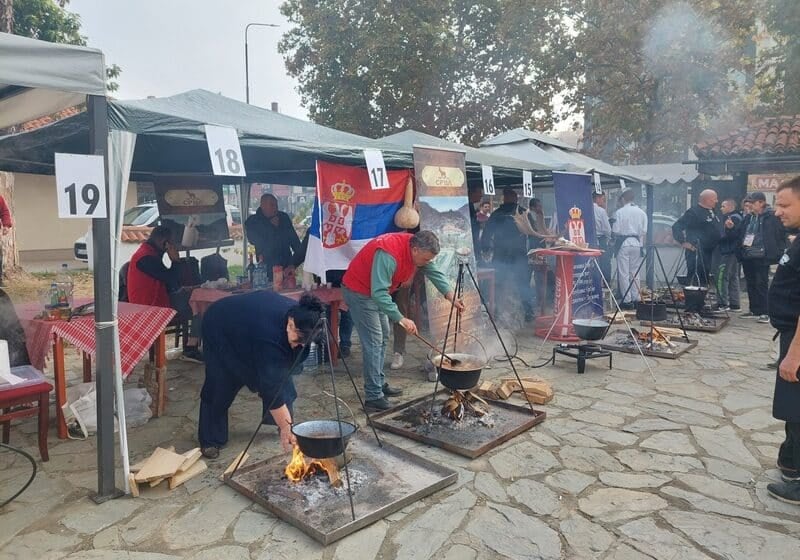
[224,432,457,546]
[640,314,729,333]
[369,390,546,459]
[598,329,697,359]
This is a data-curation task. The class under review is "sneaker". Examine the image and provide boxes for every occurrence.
[427,369,438,383]
[767,481,800,505]
[201,446,219,459]
[382,383,404,397]
[758,314,770,324]
[740,311,757,318]
[777,460,800,482]
[390,352,404,370]
[340,346,351,358]
[730,306,741,311]
[364,397,392,411]
[181,347,205,363]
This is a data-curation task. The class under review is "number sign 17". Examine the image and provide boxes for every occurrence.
[364,149,389,190]
[205,124,247,177]
[54,153,107,219]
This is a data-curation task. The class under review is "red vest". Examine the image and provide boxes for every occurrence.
[127,242,171,308]
[343,233,415,296]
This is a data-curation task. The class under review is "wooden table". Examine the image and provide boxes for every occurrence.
[188,287,345,365]
[16,300,175,438]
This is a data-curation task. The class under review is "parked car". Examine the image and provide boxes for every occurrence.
[74,203,242,264]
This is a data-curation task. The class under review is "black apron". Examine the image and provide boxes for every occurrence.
[770,237,800,421]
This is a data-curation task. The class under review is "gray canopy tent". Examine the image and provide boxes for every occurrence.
[0,31,122,502]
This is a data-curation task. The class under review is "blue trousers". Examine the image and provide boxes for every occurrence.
[343,287,390,401]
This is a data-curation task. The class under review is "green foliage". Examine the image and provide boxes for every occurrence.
[12,0,121,93]
[279,0,572,145]
[755,0,800,114]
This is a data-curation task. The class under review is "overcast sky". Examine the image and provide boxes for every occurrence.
[69,0,306,119]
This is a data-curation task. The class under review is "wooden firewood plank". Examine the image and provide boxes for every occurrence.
[128,473,139,497]
[131,446,175,473]
[134,447,187,483]
[178,448,202,473]
[495,381,515,399]
[169,460,207,490]
[318,458,342,487]
[475,381,499,400]
[220,451,250,480]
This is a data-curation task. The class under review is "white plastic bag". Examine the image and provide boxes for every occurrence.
[63,382,152,438]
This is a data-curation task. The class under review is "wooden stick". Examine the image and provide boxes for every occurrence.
[169,460,207,490]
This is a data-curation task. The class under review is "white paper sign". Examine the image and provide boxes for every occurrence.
[641,183,647,198]
[481,165,495,195]
[523,171,533,198]
[593,172,603,194]
[55,153,107,219]
[205,124,246,177]
[363,149,389,190]
[619,178,627,191]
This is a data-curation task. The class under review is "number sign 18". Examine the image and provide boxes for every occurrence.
[204,124,247,177]
[54,153,107,219]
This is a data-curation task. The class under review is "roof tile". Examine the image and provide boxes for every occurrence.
[695,116,800,159]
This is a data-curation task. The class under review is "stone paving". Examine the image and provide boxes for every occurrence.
[2,311,800,559]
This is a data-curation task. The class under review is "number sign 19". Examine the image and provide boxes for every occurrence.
[481,165,495,195]
[363,149,389,190]
[204,124,247,177]
[54,153,107,219]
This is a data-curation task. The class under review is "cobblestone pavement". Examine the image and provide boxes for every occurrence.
[2,312,798,559]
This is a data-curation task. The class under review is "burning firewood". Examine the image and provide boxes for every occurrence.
[441,390,491,420]
[284,445,342,487]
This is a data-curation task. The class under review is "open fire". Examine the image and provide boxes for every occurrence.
[284,446,342,487]
[441,390,491,422]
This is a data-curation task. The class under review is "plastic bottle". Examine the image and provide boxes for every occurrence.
[49,283,59,308]
[252,261,269,289]
[246,254,255,286]
[303,342,318,373]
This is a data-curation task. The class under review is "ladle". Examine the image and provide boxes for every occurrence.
[412,332,462,366]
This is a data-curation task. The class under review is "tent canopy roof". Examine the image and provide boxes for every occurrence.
[481,127,577,151]
[0,89,418,185]
[618,163,698,185]
[380,129,557,185]
[0,32,106,130]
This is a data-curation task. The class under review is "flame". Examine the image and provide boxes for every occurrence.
[284,446,341,486]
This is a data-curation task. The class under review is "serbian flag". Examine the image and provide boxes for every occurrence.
[304,161,411,277]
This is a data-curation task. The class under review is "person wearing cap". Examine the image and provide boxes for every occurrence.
[197,291,324,458]
[738,191,787,322]
[342,231,464,411]
[671,189,721,295]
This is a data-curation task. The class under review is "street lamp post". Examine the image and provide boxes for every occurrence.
[245,22,279,105]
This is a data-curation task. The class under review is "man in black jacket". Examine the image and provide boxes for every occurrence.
[765,177,800,504]
[738,191,786,322]
[245,193,302,280]
[716,198,744,311]
[482,188,534,322]
[671,189,721,287]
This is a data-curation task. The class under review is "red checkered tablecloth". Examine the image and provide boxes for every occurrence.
[189,287,344,317]
[16,300,175,378]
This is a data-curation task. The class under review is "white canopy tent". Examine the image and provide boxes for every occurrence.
[0,31,125,501]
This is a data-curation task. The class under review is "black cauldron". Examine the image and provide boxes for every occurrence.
[291,420,357,459]
[636,301,667,321]
[432,353,484,390]
[572,319,609,341]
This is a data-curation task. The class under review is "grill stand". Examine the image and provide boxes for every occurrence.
[552,343,612,374]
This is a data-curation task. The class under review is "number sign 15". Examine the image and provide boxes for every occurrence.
[204,124,247,177]
[54,153,107,219]
[523,170,533,198]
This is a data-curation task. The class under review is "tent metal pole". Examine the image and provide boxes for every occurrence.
[88,94,121,502]
[645,183,655,290]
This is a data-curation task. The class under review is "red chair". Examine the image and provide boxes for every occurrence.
[0,376,52,462]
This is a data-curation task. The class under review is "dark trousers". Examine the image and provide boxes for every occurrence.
[596,236,612,285]
[392,285,411,354]
[777,330,800,470]
[494,258,534,319]
[685,247,713,286]
[741,259,769,315]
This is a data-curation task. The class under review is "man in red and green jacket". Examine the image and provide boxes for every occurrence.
[342,230,464,410]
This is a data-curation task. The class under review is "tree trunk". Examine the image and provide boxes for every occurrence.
[0,172,19,281]
[0,0,13,33]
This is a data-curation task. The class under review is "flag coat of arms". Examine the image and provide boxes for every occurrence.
[304,161,411,277]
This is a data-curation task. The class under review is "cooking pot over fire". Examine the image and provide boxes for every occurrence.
[427,332,488,391]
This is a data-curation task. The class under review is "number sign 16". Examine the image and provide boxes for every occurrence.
[54,153,107,219]
[204,124,247,177]
[481,165,495,195]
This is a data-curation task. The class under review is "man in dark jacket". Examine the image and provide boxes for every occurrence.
[671,189,721,287]
[482,188,534,322]
[245,193,302,280]
[716,198,743,311]
[738,191,787,322]
[765,177,800,504]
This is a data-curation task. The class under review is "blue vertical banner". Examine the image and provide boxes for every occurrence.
[552,172,603,318]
